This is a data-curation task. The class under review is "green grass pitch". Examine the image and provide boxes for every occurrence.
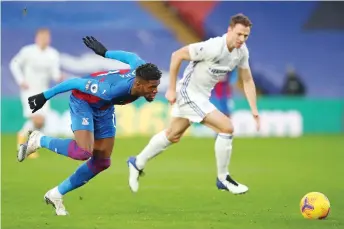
[2,134,344,229]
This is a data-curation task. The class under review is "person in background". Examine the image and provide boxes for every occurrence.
[10,28,63,158]
[281,65,306,96]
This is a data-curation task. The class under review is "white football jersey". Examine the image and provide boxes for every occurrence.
[177,34,250,98]
[10,44,61,93]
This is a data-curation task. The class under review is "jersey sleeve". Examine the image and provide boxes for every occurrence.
[43,78,113,101]
[188,37,220,61]
[9,46,28,85]
[238,45,250,69]
[105,50,146,69]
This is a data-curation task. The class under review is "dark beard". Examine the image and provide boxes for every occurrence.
[145,97,153,102]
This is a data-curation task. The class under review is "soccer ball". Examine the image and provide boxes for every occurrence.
[300,192,330,219]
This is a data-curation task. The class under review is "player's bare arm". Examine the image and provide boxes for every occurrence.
[166,46,191,104]
[166,46,193,104]
[170,46,192,89]
[238,66,260,130]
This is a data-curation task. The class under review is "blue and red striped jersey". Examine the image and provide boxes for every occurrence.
[43,50,146,109]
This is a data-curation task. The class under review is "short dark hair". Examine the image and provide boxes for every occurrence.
[230,13,252,28]
[136,63,162,81]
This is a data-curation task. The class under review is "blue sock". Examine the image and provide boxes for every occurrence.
[40,136,70,157]
[57,162,95,195]
[40,136,92,160]
[57,157,111,195]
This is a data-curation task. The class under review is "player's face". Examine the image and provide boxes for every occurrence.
[36,31,51,49]
[141,80,160,102]
[228,24,250,49]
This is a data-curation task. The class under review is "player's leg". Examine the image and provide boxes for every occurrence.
[42,130,97,216]
[23,97,95,216]
[201,109,248,194]
[50,137,112,194]
[127,117,190,192]
[53,128,114,196]
[136,117,190,167]
[54,107,116,196]
[89,137,114,174]
[42,129,95,216]
[45,138,113,203]
[209,95,225,138]
[44,107,115,215]
[17,95,95,162]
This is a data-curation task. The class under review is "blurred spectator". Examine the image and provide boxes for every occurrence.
[281,65,306,96]
[9,28,63,158]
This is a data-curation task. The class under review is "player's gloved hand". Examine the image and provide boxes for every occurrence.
[28,93,47,113]
[82,36,108,57]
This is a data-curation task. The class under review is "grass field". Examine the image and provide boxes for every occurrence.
[2,134,344,229]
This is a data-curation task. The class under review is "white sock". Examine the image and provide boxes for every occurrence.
[215,133,233,181]
[51,186,63,198]
[135,130,172,170]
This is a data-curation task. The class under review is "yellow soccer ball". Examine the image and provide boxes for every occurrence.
[300,192,330,219]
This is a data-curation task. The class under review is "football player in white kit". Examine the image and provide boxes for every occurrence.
[10,28,62,157]
[128,14,260,194]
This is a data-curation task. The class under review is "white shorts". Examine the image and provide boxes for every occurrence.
[171,89,216,123]
[21,91,51,118]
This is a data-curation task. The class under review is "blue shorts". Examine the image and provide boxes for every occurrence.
[210,96,231,116]
[69,94,116,139]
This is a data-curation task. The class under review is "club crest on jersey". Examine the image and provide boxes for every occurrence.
[90,84,98,94]
[82,118,89,125]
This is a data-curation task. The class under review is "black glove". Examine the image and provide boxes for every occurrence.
[28,93,47,113]
[82,36,108,57]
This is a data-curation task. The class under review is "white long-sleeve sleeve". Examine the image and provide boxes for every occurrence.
[9,47,28,85]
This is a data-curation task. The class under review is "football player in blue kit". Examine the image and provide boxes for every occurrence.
[17,36,162,216]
